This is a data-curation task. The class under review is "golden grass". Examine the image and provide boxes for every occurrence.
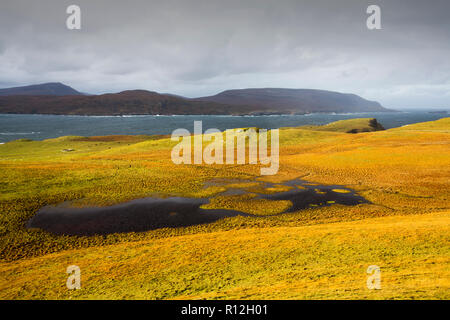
[200,194,292,216]
[0,211,448,300]
[332,189,351,194]
[300,118,383,133]
[0,117,449,299]
[248,184,294,194]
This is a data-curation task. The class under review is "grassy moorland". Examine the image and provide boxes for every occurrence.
[0,117,449,299]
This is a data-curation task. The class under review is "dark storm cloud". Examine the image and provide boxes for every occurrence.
[0,0,449,107]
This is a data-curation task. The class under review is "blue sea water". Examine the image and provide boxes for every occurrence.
[0,112,448,143]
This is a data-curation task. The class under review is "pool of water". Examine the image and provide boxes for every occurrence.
[27,179,369,236]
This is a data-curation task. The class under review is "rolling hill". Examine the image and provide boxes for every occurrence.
[0,82,82,96]
[195,88,388,114]
[0,83,392,115]
[0,90,253,115]
[0,117,448,299]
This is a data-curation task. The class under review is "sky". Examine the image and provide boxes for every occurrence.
[0,0,449,109]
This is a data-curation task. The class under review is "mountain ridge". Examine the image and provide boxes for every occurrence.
[0,82,83,96]
[195,88,386,113]
[0,83,392,115]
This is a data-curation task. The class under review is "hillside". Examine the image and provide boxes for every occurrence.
[0,90,253,116]
[195,88,389,114]
[0,118,448,299]
[302,118,385,133]
[0,84,391,115]
[0,82,82,96]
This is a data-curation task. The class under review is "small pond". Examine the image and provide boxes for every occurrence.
[27,179,368,236]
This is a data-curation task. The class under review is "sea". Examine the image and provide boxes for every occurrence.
[0,111,448,143]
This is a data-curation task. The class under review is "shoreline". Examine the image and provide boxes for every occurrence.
[0,110,400,117]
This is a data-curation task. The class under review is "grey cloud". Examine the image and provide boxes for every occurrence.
[0,0,449,108]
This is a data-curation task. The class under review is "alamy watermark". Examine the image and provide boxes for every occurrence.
[366,265,381,290]
[171,121,279,175]
[66,5,381,31]
[66,265,81,290]
[367,5,382,30]
[66,5,81,30]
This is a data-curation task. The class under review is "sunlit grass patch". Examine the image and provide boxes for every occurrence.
[332,189,352,194]
[248,184,294,194]
[223,182,262,189]
[200,194,292,216]
[392,117,450,133]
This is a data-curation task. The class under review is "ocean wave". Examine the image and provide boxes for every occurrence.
[0,132,40,135]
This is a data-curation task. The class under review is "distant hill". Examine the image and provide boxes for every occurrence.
[195,88,388,114]
[0,82,82,96]
[0,83,391,115]
[0,90,253,116]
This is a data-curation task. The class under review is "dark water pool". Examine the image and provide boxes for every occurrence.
[26,197,246,236]
[27,179,368,236]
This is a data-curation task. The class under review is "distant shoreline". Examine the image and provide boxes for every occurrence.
[0,110,400,117]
